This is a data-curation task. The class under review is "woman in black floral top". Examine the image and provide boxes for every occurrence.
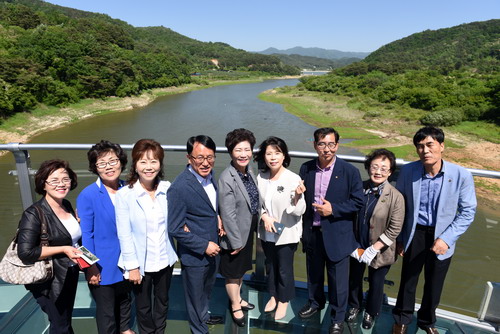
[218,128,259,327]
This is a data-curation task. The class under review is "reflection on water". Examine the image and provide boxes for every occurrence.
[0,79,498,316]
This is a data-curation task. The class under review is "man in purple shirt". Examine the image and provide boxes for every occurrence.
[299,127,364,334]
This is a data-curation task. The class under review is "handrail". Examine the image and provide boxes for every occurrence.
[1,143,499,179]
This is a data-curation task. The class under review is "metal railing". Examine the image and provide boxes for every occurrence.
[1,142,499,211]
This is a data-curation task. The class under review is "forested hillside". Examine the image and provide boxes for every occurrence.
[299,20,499,126]
[364,20,499,72]
[0,0,299,117]
[269,54,360,70]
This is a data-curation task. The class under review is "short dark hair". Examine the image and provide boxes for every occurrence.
[34,159,78,195]
[187,135,216,155]
[413,126,445,146]
[127,139,164,188]
[225,128,256,154]
[87,140,127,175]
[364,148,397,174]
[254,136,291,172]
[314,127,339,143]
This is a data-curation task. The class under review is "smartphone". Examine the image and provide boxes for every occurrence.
[273,222,285,235]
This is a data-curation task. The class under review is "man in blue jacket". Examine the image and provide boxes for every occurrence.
[298,127,364,334]
[392,126,477,334]
[168,135,223,334]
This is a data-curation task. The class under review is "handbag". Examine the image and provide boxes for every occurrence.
[0,205,54,285]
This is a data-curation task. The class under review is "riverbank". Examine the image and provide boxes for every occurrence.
[259,86,500,207]
[0,78,273,145]
[1,78,497,205]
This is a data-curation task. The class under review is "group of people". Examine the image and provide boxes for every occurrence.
[14,125,477,334]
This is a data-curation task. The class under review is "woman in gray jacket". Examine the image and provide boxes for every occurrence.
[346,149,405,329]
[218,128,259,327]
[255,136,306,321]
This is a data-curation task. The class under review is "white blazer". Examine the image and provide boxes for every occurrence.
[115,180,178,276]
[257,168,306,245]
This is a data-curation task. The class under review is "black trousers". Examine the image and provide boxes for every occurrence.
[348,257,391,317]
[33,266,79,334]
[89,280,132,334]
[305,227,349,323]
[392,226,452,328]
[262,241,298,303]
[181,260,218,334]
[133,265,174,334]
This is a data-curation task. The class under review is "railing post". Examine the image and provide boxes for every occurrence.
[254,238,266,282]
[8,143,35,210]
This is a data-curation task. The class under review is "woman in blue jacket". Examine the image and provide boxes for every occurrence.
[77,140,135,334]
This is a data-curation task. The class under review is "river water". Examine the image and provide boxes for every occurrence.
[0,79,498,316]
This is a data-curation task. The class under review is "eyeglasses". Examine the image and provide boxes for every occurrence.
[316,142,337,149]
[190,155,216,164]
[46,178,72,187]
[96,159,120,169]
[370,166,390,174]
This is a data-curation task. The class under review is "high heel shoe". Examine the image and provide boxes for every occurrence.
[240,298,255,311]
[264,297,277,313]
[274,301,288,320]
[230,308,245,327]
[121,330,136,334]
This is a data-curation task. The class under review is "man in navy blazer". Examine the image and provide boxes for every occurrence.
[299,127,364,334]
[168,135,223,334]
[392,126,476,334]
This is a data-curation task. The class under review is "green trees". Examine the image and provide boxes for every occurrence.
[299,19,499,126]
[0,3,41,29]
[300,70,499,126]
[0,0,300,117]
[363,20,500,74]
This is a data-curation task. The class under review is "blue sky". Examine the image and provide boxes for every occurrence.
[45,0,499,52]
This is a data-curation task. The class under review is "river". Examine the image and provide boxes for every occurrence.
[0,79,498,317]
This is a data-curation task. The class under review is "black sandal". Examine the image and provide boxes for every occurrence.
[240,298,255,311]
[230,308,245,327]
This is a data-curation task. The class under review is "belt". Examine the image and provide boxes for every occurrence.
[312,226,322,232]
[416,224,435,233]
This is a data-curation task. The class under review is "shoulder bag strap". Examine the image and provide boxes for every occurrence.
[33,205,50,247]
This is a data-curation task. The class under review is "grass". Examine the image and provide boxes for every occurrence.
[344,137,387,147]
[450,121,500,144]
[474,178,500,193]
[0,106,56,133]
[386,145,417,160]
[259,92,331,125]
[259,85,498,169]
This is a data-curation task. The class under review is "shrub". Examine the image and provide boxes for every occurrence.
[401,87,442,110]
[462,104,489,121]
[44,80,79,106]
[420,109,463,126]
[363,110,381,119]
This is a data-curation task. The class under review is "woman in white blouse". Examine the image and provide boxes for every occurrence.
[115,139,178,334]
[254,136,306,320]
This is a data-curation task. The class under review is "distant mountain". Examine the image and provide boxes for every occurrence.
[364,19,500,71]
[257,47,370,60]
